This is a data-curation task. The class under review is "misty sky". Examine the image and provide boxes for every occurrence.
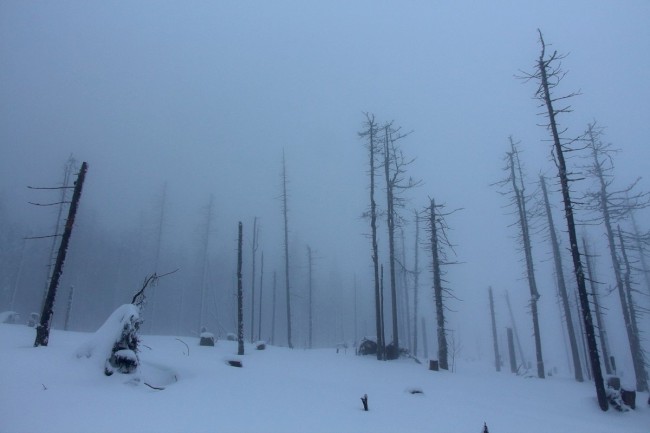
[1,1,649,364]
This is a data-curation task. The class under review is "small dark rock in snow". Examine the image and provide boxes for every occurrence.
[255,341,266,350]
[227,359,243,368]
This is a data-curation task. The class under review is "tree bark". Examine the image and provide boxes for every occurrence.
[35,161,87,347]
[237,222,244,356]
[429,198,448,370]
[535,31,607,409]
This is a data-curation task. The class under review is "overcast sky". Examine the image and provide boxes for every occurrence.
[2,1,649,362]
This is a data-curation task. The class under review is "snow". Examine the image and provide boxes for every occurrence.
[1,323,648,433]
[0,311,19,324]
[75,304,140,369]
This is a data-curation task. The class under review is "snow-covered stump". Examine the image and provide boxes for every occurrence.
[76,304,142,376]
[199,328,215,347]
[358,338,377,356]
[255,341,266,350]
[429,360,439,371]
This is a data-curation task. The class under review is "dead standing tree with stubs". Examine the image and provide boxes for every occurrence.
[519,30,608,410]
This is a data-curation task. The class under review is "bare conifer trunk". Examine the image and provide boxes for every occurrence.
[429,198,448,370]
[35,162,87,347]
[383,126,399,356]
[540,176,583,381]
[281,151,293,349]
[533,31,606,409]
[507,142,544,378]
[237,222,244,356]
[250,217,258,342]
[412,211,420,357]
[489,287,501,372]
[583,238,612,375]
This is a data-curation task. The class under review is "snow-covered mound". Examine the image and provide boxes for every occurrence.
[0,324,648,433]
[75,304,140,371]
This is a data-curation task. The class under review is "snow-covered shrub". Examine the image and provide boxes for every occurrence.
[76,304,142,375]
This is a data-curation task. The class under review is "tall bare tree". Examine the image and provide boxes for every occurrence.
[359,113,384,360]
[489,286,501,372]
[498,138,545,378]
[540,175,583,381]
[381,122,419,359]
[281,150,293,349]
[250,216,259,342]
[523,30,607,409]
[582,122,648,392]
[237,222,244,356]
[35,162,88,347]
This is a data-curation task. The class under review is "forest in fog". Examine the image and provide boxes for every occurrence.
[1,1,649,406]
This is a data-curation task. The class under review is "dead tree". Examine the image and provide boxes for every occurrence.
[426,198,459,370]
[617,225,648,390]
[34,161,88,347]
[237,222,244,356]
[307,245,314,349]
[271,270,277,344]
[258,251,264,342]
[582,237,613,375]
[359,113,384,360]
[505,290,527,370]
[540,175,583,381]
[489,286,501,372]
[250,217,259,342]
[582,121,648,392]
[522,30,607,409]
[281,150,293,349]
[497,138,545,378]
[412,209,421,357]
[381,121,419,358]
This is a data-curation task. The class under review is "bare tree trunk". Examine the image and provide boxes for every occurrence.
[400,229,412,353]
[271,270,277,344]
[505,290,527,370]
[35,161,87,347]
[360,113,384,360]
[429,198,448,370]
[507,143,544,378]
[489,286,501,372]
[281,150,293,349]
[237,222,244,356]
[534,32,607,409]
[507,328,517,373]
[421,317,429,359]
[617,226,648,391]
[307,245,313,349]
[250,217,258,342]
[583,237,613,375]
[258,252,264,343]
[412,211,420,358]
[540,176,583,381]
[383,126,399,356]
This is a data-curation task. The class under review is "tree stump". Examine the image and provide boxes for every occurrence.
[429,360,439,371]
[360,394,368,411]
[621,389,636,409]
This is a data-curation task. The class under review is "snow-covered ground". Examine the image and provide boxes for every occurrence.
[1,323,648,433]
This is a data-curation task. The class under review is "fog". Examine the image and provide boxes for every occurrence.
[1,2,649,375]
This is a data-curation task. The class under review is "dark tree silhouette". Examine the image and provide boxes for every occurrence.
[35,161,88,347]
[521,30,607,409]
